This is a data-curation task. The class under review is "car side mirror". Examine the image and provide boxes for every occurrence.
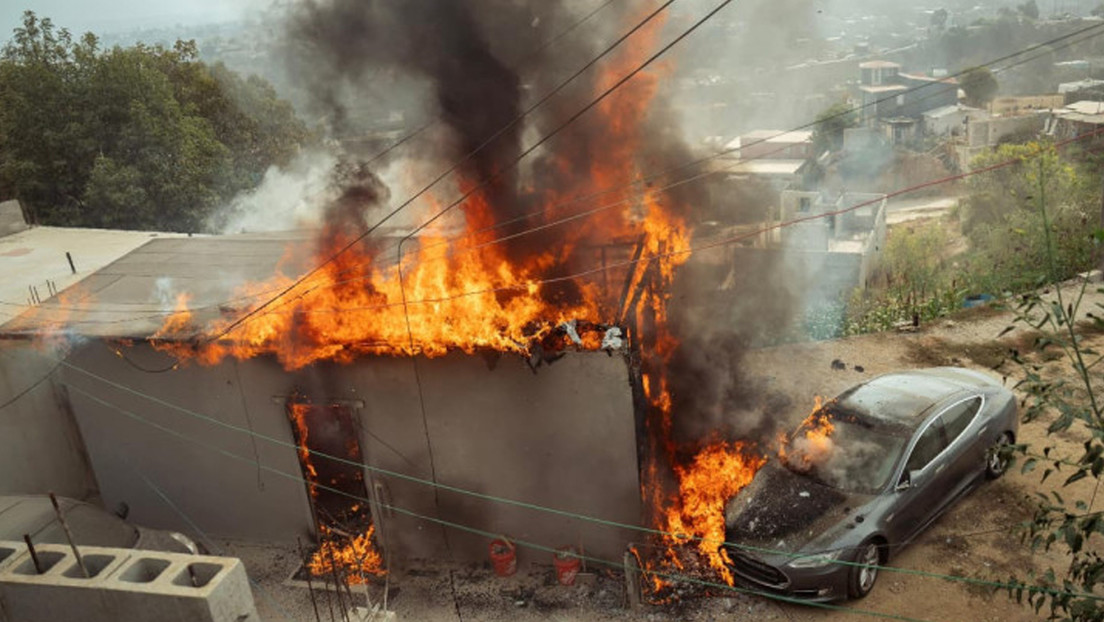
[895,472,910,491]
[896,470,922,491]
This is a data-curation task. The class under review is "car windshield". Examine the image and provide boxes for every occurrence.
[782,407,909,493]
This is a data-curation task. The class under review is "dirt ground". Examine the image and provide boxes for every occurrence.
[222,280,1104,622]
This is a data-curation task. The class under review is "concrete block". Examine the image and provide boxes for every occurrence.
[0,540,259,622]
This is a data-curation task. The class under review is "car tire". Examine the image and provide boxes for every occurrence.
[847,540,883,600]
[986,432,1013,479]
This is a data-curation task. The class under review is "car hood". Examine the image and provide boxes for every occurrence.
[724,460,874,555]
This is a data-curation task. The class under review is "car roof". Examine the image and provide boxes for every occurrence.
[835,367,996,428]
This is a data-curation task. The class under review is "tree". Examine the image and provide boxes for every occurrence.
[930,8,949,30]
[998,153,1104,622]
[961,142,1096,292]
[811,101,858,155]
[961,66,999,108]
[0,11,311,232]
[1018,0,1040,19]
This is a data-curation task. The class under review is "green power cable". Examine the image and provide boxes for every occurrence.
[63,380,1104,608]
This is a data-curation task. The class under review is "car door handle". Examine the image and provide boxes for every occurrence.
[975,425,989,438]
[935,463,946,475]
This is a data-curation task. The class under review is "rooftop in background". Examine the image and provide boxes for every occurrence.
[725,159,808,176]
[0,201,186,327]
[1065,100,1104,115]
[1058,78,1104,94]
[736,130,813,145]
[922,104,986,120]
[859,84,908,94]
[859,60,901,69]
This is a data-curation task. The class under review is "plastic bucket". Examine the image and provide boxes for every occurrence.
[553,547,581,585]
[489,538,516,577]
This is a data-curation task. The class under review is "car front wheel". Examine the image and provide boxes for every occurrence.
[986,432,1014,479]
[847,540,882,599]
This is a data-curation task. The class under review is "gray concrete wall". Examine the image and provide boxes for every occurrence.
[0,343,95,498]
[61,344,316,544]
[61,343,641,564]
[0,200,28,238]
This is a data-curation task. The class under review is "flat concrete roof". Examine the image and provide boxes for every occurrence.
[860,84,908,94]
[727,159,807,176]
[0,226,184,327]
[923,104,986,119]
[1,232,321,339]
[738,130,813,144]
[859,60,900,69]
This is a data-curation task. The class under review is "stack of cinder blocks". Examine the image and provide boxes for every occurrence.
[0,540,260,622]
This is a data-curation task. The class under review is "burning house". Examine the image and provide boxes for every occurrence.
[0,1,816,605]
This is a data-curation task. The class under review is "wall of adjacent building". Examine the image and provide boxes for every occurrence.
[0,342,97,499]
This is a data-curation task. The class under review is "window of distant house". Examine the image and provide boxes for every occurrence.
[896,94,905,106]
[872,69,882,86]
[799,197,811,213]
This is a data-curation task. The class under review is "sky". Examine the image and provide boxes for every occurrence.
[3,0,269,39]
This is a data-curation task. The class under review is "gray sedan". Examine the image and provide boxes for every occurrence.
[721,367,1018,602]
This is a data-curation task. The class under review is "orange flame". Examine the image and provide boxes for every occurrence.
[779,397,835,471]
[308,524,386,584]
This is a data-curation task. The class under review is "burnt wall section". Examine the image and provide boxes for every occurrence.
[62,342,640,562]
[0,343,96,498]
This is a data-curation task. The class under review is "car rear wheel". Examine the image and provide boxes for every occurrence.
[986,432,1014,479]
[847,540,882,599]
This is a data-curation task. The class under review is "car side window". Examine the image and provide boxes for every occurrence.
[940,396,983,444]
[905,421,946,473]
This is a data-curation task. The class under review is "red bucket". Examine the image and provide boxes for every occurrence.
[553,547,581,585]
[489,538,516,577]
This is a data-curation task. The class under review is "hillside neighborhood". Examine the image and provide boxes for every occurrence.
[3,2,1104,622]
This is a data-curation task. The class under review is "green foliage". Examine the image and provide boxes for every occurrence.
[1018,0,1040,19]
[961,143,1096,292]
[811,101,858,155]
[0,11,310,232]
[961,66,999,108]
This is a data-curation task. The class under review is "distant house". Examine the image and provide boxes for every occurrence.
[923,104,988,137]
[1050,100,1104,143]
[1058,78,1104,95]
[856,60,959,145]
[714,130,815,190]
[988,94,1064,116]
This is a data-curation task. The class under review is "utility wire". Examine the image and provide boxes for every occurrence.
[121,455,297,622]
[0,357,62,410]
[356,0,622,168]
[180,126,1104,323]
[205,0,681,345]
[5,19,1102,324]
[57,361,1104,602]
[191,17,1104,325]
[67,380,1043,620]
